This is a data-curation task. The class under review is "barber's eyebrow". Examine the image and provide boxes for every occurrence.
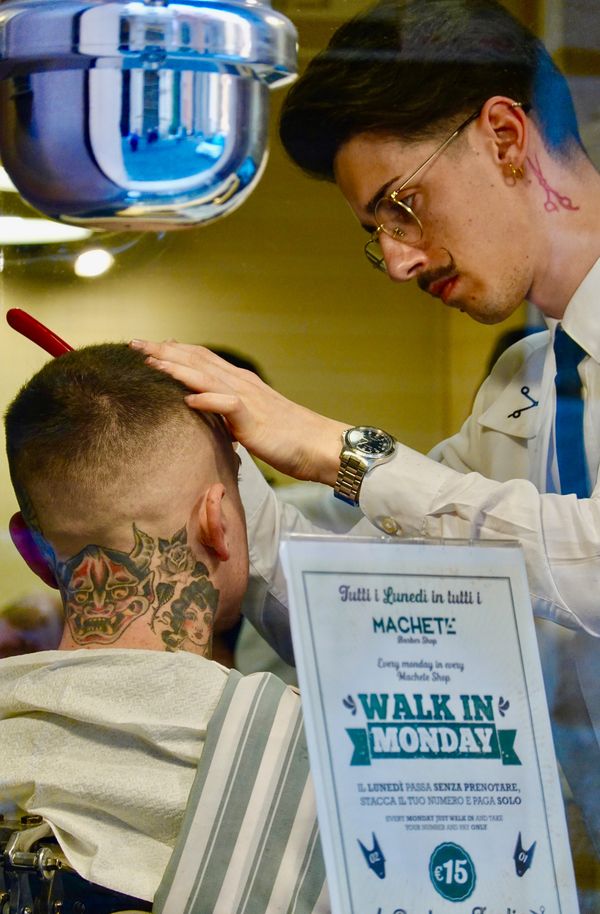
[359,175,403,233]
[365,175,402,216]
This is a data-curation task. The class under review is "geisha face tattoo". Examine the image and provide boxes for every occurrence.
[55,524,219,653]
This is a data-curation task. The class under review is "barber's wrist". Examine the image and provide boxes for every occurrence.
[332,425,398,506]
[316,422,352,487]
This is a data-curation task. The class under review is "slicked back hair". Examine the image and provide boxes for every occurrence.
[279,0,583,181]
[5,343,216,530]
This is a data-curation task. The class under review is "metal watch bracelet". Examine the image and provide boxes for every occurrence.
[334,453,367,505]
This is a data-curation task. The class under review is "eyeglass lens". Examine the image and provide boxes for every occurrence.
[374,197,423,244]
[365,239,387,273]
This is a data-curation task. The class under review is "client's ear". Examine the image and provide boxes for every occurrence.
[196,483,230,562]
[9,512,59,589]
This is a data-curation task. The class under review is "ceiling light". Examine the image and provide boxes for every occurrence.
[0,216,92,245]
[73,249,115,278]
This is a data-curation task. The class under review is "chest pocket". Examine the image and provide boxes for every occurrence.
[477,342,547,440]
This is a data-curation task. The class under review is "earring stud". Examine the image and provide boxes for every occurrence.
[505,162,524,181]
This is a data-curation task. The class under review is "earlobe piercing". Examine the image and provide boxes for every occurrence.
[504,162,525,184]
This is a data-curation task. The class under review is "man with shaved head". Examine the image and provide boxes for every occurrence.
[6,343,247,654]
[1,344,327,914]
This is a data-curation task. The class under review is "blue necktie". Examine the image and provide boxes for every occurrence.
[553,325,589,498]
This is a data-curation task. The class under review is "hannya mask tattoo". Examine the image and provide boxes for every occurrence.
[56,523,219,653]
[57,526,155,644]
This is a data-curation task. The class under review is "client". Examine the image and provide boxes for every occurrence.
[2,343,327,914]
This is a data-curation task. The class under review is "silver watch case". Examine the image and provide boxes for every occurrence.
[334,426,396,506]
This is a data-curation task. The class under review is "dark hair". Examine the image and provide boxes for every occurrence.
[5,343,201,527]
[280,0,582,180]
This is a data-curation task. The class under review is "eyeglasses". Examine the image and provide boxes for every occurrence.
[364,108,482,273]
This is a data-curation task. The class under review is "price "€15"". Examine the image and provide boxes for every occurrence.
[429,843,476,902]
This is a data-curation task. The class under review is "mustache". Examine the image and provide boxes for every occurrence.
[417,252,457,293]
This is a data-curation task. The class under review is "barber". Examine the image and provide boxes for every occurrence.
[131,0,600,869]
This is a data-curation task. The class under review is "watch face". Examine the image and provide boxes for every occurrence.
[346,426,395,458]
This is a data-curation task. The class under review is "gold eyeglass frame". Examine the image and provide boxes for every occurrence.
[364,103,525,273]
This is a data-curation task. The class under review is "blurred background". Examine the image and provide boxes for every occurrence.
[0,0,598,607]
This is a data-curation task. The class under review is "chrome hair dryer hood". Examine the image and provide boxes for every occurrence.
[0,0,297,228]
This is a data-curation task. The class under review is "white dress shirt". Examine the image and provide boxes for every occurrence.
[359,257,600,639]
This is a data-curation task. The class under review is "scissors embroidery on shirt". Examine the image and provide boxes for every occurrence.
[507,386,539,419]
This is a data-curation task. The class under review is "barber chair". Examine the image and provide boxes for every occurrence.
[0,816,152,914]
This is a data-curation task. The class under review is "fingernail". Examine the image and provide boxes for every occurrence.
[130,339,146,350]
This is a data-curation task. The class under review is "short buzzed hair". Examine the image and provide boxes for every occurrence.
[5,343,214,530]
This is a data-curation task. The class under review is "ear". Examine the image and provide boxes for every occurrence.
[196,483,230,562]
[479,96,528,170]
[9,512,59,589]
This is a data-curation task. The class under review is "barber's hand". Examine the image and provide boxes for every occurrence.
[130,340,349,485]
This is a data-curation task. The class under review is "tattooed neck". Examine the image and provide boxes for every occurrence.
[54,524,219,654]
[526,154,580,214]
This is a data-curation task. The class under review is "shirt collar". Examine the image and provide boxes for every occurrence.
[561,255,600,362]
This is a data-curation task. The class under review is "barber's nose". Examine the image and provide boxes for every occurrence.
[380,233,427,282]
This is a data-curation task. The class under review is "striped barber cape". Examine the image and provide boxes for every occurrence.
[154,669,329,914]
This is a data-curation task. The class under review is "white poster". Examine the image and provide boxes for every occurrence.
[280,536,578,914]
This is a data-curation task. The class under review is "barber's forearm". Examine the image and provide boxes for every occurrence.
[306,420,347,486]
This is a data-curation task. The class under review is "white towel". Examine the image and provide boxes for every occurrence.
[0,648,228,901]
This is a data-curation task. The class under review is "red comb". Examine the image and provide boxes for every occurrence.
[6,308,73,357]
[6,311,72,581]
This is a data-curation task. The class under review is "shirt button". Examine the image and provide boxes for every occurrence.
[379,516,400,536]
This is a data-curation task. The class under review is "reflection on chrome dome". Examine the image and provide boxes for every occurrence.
[0,0,297,229]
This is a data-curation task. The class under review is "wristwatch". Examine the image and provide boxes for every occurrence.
[334,426,397,506]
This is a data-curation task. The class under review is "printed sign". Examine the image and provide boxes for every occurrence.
[280,537,579,914]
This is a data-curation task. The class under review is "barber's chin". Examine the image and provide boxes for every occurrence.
[447,290,512,324]
[469,306,511,326]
